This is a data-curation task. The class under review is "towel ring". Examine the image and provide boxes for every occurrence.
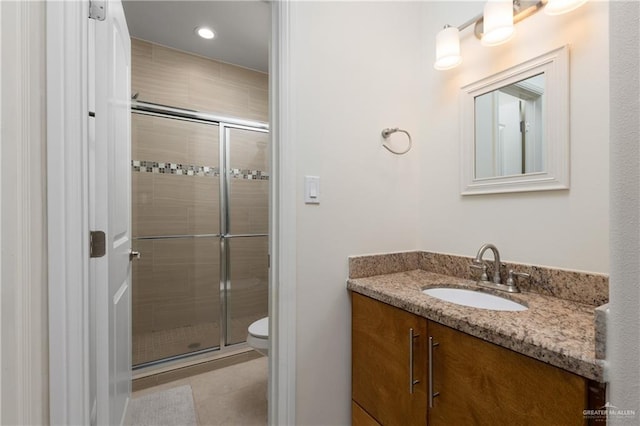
[381,128,412,155]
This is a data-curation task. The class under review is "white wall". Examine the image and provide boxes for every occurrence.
[0,1,48,424]
[419,1,609,273]
[290,2,423,423]
[608,1,640,422]
[289,1,611,423]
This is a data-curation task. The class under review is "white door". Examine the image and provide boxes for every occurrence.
[92,1,132,424]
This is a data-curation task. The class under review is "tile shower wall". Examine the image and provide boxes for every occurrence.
[131,39,268,122]
[131,39,269,366]
[132,115,220,237]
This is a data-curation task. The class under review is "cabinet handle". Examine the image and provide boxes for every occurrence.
[409,328,420,394]
[428,336,440,408]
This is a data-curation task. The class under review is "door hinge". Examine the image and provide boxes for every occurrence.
[89,0,106,21]
[90,231,106,258]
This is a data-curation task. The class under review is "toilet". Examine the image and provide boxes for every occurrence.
[247,317,269,356]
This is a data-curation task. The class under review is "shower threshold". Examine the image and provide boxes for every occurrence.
[132,344,258,390]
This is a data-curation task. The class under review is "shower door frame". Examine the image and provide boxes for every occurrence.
[131,100,269,368]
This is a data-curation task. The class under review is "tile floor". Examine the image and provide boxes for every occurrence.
[132,356,268,425]
[133,322,219,365]
[133,316,264,366]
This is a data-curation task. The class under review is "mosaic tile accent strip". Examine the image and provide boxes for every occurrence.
[229,168,269,180]
[132,160,269,180]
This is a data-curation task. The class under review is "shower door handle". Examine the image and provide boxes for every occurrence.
[129,250,141,261]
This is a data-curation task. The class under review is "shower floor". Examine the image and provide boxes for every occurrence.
[133,317,262,366]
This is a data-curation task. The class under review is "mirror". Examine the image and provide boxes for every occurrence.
[474,74,544,179]
[461,46,569,195]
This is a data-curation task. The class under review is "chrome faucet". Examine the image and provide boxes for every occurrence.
[470,243,521,293]
[474,243,502,284]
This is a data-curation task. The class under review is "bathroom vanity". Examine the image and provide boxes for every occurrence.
[348,251,607,425]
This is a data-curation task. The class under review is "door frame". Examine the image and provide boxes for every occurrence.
[46,0,298,424]
[46,0,92,424]
[0,1,48,424]
[268,2,297,424]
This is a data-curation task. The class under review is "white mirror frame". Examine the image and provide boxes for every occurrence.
[460,45,570,195]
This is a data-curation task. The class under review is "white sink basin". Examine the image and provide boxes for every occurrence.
[422,287,527,312]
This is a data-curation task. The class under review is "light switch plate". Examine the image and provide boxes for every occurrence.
[304,176,320,204]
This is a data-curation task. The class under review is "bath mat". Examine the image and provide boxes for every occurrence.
[128,384,198,426]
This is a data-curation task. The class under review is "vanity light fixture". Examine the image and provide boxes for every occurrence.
[544,0,588,15]
[196,26,215,40]
[481,0,515,46]
[434,26,462,70]
[434,0,587,70]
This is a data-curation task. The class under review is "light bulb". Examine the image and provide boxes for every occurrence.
[544,0,588,15]
[482,0,515,47]
[196,27,215,40]
[434,26,462,70]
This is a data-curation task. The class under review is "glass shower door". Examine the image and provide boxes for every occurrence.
[131,113,221,366]
[224,127,269,345]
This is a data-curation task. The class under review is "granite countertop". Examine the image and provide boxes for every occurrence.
[347,269,604,382]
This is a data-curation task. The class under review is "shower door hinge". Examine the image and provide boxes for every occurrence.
[89,230,106,258]
[89,0,106,21]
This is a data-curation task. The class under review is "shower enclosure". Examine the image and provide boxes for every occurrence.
[130,102,269,367]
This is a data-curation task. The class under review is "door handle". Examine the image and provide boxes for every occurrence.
[429,336,440,407]
[409,328,420,394]
[129,250,141,261]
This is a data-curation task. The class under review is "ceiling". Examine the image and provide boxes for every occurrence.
[122,0,270,73]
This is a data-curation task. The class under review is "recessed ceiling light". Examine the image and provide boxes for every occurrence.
[196,27,215,40]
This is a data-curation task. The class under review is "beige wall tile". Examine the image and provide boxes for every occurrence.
[134,205,191,237]
[131,37,268,121]
[133,115,194,164]
[152,236,218,265]
[227,237,268,343]
[150,173,218,208]
[152,44,221,80]
[188,74,250,118]
[131,38,270,363]
[219,62,268,89]
[132,112,219,166]
[228,128,269,171]
[131,38,152,61]
[190,263,220,293]
[131,238,220,333]
[187,124,219,167]
[229,237,269,281]
[132,173,153,236]
[248,88,269,122]
[132,60,190,108]
[228,180,268,234]
[188,206,219,236]
[144,174,219,236]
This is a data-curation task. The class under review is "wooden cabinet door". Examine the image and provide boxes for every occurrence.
[352,401,381,426]
[428,321,587,426]
[352,293,427,425]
